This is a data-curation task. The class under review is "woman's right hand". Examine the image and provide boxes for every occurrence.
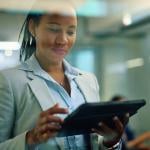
[26,103,68,145]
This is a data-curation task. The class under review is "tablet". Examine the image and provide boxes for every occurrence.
[58,99,146,137]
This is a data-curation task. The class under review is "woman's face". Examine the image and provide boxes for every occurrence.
[30,8,77,64]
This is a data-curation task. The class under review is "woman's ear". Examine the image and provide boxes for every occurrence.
[28,19,36,37]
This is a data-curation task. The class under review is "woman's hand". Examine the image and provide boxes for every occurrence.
[92,113,129,147]
[26,103,68,145]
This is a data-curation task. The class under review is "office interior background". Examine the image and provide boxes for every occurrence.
[0,0,149,138]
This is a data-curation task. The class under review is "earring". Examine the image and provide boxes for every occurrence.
[30,36,32,45]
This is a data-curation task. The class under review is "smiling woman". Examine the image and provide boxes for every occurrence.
[30,14,77,65]
[20,2,77,62]
[0,1,128,150]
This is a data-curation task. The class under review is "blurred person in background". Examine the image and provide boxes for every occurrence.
[111,95,150,150]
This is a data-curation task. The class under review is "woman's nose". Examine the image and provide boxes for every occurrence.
[56,32,68,45]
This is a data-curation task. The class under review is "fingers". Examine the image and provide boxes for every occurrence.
[36,130,58,143]
[33,121,62,144]
[91,114,130,147]
[92,122,113,137]
[39,123,61,134]
[39,104,68,125]
[40,103,68,117]
[98,122,112,133]
[92,122,110,136]
[113,116,124,134]
[93,114,129,138]
[92,128,105,136]
[48,106,68,115]
[113,113,129,134]
[48,103,68,114]
[41,132,57,142]
[122,113,130,125]
[39,115,64,125]
[29,104,68,144]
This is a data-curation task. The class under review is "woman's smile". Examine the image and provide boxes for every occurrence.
[51,47,67,55]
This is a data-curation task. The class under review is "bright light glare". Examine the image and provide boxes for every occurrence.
[126,58,144,69]
[77,0,107,17]
[107,63,126,74]
[122,14,132,26]
[0,42,20,50]
[4,50,13,57]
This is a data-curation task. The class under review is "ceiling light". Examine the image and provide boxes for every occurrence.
[4,50,13,57]
[0,42,20,50]
[126,58,144,69]
[122,14,132,26]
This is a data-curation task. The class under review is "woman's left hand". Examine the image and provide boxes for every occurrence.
[92,113,129,147]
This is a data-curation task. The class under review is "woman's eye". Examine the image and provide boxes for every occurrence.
[48,28,60,33]
[67,31,75,36]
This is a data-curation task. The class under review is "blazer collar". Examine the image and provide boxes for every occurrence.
[19,54,81,77]
[20,67,95,106]
[19,54,98,106]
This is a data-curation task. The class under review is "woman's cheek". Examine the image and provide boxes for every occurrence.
[69,38,76,49]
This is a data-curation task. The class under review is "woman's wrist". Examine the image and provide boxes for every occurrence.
[99,137,121,150]
[106,142,120,150]
[103,138,120,148]
[26,129,37,145]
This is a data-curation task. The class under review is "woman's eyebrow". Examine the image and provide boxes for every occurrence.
[47,22,76,29]
[68,25,76,29]
[47,22,60,25]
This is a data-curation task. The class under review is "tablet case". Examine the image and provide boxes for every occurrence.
[57,99,146,137]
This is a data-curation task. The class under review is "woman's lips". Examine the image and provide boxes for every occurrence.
[52,48,66,55]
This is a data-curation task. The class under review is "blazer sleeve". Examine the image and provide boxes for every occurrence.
[0,72,27,150]
[92,74,100,102]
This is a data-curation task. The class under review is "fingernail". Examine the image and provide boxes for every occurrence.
[65,109,69,113]
[55,103,59,107]
[98,122,103,126]
[91,128,95,131]
[60,119,64,123]
[113,116,118,120]
[58,125,62,129]
[126,113,130,117]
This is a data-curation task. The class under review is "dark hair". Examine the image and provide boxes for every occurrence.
[19,13,42,62]
[111,95,126,102]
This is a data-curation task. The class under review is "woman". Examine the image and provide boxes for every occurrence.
[0,2,128,150]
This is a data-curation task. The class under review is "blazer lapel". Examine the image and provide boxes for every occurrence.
[27,72,57,111]
[75,75,100,103]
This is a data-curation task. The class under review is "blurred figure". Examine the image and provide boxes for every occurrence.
[111,95,150,150]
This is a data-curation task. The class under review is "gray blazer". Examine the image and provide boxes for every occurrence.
[0,60,105,150]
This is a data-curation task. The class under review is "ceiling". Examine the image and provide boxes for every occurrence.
[0,0,150,41]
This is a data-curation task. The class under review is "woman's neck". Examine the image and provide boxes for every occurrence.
[34,53,71,95]
[35,53,64,74]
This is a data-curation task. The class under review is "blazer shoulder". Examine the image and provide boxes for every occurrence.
[0,65,29,88]
[0,65,26,78]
